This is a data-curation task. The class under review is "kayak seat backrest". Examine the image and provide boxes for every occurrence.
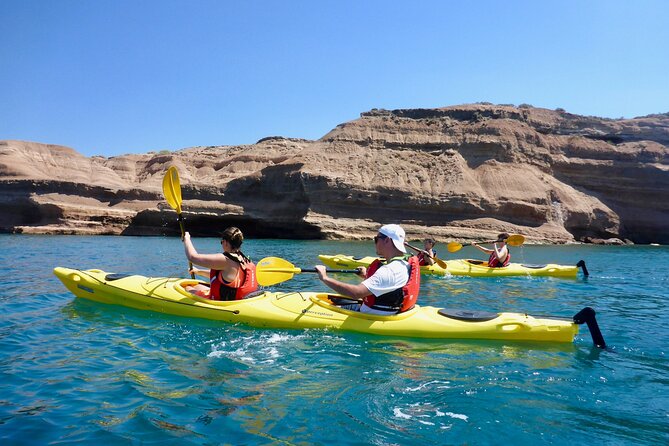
[520,264,547,269]
[329,296,362,306]
[438,308,499,322]
[105,273,134,281]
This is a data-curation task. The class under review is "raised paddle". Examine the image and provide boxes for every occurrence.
[447,234,525,253]
[257,257,359,286]
[162,166,194,279]
[404,242,448,269]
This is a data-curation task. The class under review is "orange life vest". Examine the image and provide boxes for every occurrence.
[417,250,436,266]
[488,250,510,267]
[209,252,258,300]
[363,255,420,313]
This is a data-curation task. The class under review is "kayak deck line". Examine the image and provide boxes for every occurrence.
[63,268,246,315]
[53,266,605,347]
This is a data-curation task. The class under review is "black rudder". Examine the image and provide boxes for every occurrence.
[573,307,606,349]
[576,260,589,276]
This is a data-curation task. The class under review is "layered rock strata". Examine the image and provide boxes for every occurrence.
[1,104,667,244]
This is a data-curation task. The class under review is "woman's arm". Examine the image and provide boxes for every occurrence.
[493,243,508,262]
[472,242,493,254]
[183,232,229,269]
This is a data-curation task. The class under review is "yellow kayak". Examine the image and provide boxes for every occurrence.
[52,267,602,344]
[318,255,588,278]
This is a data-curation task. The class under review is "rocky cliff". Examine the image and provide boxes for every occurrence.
[2,104,668,244]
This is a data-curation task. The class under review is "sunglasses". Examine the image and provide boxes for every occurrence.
[373,233,388,243]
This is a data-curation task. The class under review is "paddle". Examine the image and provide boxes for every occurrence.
[257,257,359,286]
[162,166,194,279]
[447,234,525,253]
[404,242,448,269]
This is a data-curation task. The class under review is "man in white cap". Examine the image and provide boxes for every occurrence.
[315,224,420,314]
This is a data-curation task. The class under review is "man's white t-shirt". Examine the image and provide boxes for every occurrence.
[362,259,409,297]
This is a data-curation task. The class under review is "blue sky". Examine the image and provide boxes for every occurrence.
[2,1,668,157]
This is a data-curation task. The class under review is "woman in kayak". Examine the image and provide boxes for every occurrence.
[314,224,420,315]
[416,237,437,266]
[182,227,258,300]
[472,233,511,267]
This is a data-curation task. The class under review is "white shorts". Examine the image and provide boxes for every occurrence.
[340,302,397,315]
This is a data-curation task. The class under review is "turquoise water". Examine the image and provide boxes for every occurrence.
[1,234,668,445]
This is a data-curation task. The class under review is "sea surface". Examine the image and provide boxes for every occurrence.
[1,234,668,445]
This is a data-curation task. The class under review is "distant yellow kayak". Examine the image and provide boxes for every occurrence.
[52,266,600,344]
[317,254,588,278]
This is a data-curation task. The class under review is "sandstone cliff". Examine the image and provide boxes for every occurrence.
[1,104,667,244]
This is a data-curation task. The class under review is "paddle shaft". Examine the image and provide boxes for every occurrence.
[462,239,497,248]
[301,268,359,274]
[447,239,497,254]
[162,167,194,279]
[448,234,525,253]
[404,242,448,269]
[177,215,194,278]
[258,267,361,274]
[256,257,365,286]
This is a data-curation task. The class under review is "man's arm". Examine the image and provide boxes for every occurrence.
[315,265,370,299]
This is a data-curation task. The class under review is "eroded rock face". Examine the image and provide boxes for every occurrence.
[1,104,667,243]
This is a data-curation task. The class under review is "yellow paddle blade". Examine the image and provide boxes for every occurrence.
[162,166,182,214]
[258,256,297,270]
[447,242,463,253]
[256,257,303,286]
[433,255,448,269]
[506,234,525,246]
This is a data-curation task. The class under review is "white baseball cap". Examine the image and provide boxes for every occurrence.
[378,224,406,253]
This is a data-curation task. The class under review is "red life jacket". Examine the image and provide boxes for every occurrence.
[417,250,436,266]
[363,255,420,313]
[488,250,511,267]
[209,252,259,301]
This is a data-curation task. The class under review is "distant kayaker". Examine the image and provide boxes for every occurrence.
[183,227,259,300]
[416,237,437,266]
[472,233,511,267]
[315,224,420,315]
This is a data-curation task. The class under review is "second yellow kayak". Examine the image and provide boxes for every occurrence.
[318,254,588,278]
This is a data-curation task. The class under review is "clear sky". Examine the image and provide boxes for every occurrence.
[2,1,668,157]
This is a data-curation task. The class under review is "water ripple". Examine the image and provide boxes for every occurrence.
[1,236,669,444]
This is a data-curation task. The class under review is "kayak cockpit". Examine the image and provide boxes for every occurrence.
[172,279,268,305]
[309,294,419,320]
